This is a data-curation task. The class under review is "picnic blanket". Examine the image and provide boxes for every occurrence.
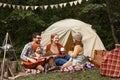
[100,48,120,77]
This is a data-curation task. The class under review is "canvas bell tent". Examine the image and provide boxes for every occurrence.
[41,19,105,57]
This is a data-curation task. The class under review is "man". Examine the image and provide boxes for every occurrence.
[20,32,45,63]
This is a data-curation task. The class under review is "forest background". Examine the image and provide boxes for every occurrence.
[0,0,120,58]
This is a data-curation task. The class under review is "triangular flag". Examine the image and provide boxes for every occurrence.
[50,5,54,9]
[0,3,3,7]
[54,4,58,8]
[59,3,63,8]
[8,4,11,8]
[12,5,15,9]
[40,6,44,9]
[3,3,7,7]
[44,5,48,10]
[69,1,74,6]
[17,5,20,9]
[25,6,29,10]
[21,6,25,10]
[77,0,82,4]
[30,6,34,10]
[63,3,67,7]
[73,1,78,5]
[35,6,38,10]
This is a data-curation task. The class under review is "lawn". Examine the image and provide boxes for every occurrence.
[16,68,120,80]
[0,59,119,80]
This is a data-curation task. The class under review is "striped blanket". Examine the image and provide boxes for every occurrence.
[100,48,120,77]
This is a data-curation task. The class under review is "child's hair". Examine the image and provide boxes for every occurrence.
[32,43,40,51]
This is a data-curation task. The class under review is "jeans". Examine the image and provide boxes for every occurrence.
[55,54,70,66]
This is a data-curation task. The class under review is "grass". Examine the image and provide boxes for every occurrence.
[0,59,120,80]
[16,67,120,80]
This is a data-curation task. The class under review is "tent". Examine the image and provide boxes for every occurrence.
[41,19,106,58]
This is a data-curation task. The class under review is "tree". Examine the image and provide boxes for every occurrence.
[105,0,118,44]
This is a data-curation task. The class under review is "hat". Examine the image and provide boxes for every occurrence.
[60,47,65,52]
[73,32,82,41]
[32,43,40,51]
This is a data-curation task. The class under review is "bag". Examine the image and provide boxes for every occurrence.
[92,50,106,68]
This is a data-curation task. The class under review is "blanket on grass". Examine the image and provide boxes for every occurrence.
[100,48,120,77]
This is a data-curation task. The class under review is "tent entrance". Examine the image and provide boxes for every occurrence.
[64,33,73,53]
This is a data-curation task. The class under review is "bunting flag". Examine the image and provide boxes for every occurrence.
[0,0,84,10]
[25,6,29,10]
[59,3,63,8]
[69,2,74,7]
[77,0,82,4]
[74,1,78,5]
[50,5,54,9]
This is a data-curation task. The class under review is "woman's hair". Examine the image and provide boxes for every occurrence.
[71,41,83,50]
[50,33,58,43]
[72,32,83,48]
[73,32,82,41]
[74,41,83,47]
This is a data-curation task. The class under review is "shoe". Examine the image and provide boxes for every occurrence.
[48,66,60,71]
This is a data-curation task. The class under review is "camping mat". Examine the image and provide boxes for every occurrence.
[100,48,120,77]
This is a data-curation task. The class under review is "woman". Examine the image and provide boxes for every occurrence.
[46,33,70,66]
[61,32,85,71]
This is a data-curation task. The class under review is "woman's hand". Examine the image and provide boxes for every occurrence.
[68,51,73,55]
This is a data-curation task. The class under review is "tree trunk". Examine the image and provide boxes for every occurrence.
[105,0,118,44]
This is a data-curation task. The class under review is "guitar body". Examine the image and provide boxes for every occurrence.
[23,61,37,69]
[23,59,45,69]
[23,54,57,69]
[37,59,45,66]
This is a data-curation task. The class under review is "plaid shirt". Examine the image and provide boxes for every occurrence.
[100,48,120,77]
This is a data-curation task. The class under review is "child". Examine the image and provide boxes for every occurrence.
[29,43,44,72]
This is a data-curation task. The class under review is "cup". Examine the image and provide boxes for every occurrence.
[60,47,65,55]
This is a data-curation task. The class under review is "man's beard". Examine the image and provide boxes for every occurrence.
[36,41,40,44]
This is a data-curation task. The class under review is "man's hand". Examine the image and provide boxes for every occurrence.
[28,58,37,63]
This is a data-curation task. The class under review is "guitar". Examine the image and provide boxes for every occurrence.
[23,54,57,69]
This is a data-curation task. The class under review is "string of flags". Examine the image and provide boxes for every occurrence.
[0,0,84,10]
